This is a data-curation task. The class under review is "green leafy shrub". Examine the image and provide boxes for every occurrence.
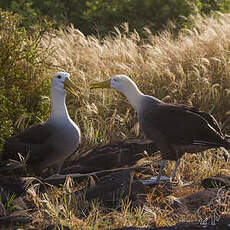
[0,9,55,151]
[1,0,230,36]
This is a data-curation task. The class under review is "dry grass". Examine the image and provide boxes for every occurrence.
[23,152,229,229]
[15,12,230,229]
[41,12,230,150]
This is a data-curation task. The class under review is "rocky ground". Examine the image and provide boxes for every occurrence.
[0,139,229,229]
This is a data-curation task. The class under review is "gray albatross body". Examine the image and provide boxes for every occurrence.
[2,72,80,173]
[90,74,230,183]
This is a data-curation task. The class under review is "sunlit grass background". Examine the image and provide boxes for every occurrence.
[40,12,230,150]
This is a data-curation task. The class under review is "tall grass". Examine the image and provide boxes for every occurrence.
[41,12,230,151]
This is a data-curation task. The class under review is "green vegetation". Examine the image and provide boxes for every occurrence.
[0,10,55,150]
[1,0,230,36]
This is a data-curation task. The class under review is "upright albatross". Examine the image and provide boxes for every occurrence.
[2,72,81,174]
[90,74,230,183]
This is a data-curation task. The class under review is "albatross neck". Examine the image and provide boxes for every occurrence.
[49,89,70,121]
[120,82,145,112]
[120,80,161,112]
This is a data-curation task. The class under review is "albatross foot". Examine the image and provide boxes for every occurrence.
[175,180,193,187]
[140,176,170,185]
[168,176,193,187]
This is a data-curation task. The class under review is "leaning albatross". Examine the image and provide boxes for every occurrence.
[2,72,81,174]
[90,74,230,183]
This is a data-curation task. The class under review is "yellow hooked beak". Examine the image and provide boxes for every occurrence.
[89,79,111,89]
[64,78,79,97]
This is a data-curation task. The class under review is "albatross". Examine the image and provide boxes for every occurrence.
[90,74,230,183]
[2,72,81,174]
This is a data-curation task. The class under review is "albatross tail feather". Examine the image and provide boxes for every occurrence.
[222,138,230,150]
[218,139,230,161]
[220,147,229,161]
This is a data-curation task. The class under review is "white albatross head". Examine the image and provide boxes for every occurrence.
[49,72,80,120]
[110,75,137,93]
[89,74,144,111]
[89,74,140,94]
[52,72,79,97]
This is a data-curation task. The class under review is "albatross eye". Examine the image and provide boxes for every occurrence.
[57,75,62,79]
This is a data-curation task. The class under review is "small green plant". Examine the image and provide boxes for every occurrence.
[0,192,16,213]
[5,193,17,212]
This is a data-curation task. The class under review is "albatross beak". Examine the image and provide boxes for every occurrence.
[64,78,79,97]
[89,79,111,89]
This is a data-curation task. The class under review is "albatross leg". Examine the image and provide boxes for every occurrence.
[154,159,166,184]
[171,158,181,181]
[56,160,64,174]
[140,159,169,185]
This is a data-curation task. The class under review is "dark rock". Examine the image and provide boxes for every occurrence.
[0,194,28,227]
[0,176,26,205]
[62,139,157,174]
[0,175,25,195]
[0,214,28,225]
[43,225,70,230]
[42,166,139,186]
[201,174,230,189]
[177,189,218,213]
[75,169,146,206]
